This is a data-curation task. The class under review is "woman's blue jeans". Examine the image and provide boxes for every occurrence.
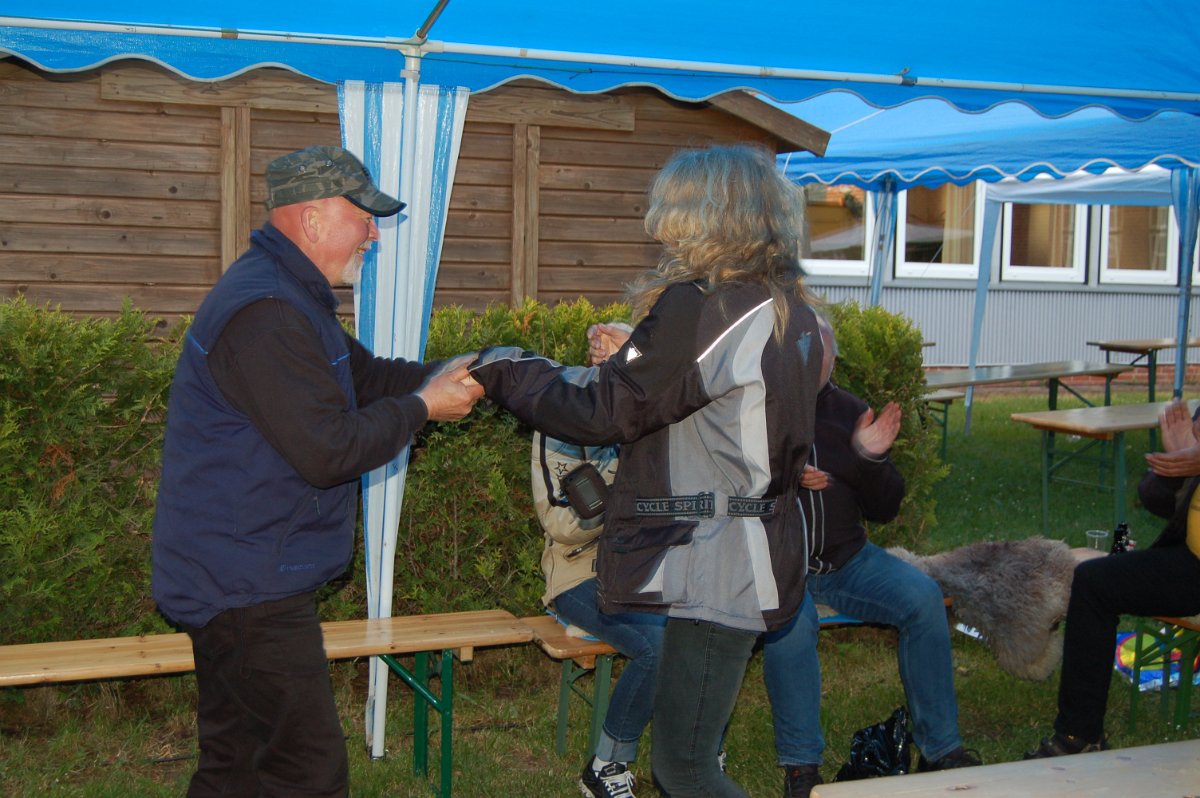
[652,617,757,798]
[552,578,666,763]
[762,542,961,765]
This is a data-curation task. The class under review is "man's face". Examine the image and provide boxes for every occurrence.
[315,197,379,285]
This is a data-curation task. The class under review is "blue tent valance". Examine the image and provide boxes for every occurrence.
[5,1,1200,117]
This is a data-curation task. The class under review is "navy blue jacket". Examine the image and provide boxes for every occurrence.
[152,224,432,628]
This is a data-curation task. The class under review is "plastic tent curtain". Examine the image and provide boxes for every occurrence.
[962,199,1004,432]
[339,79,469,758]
[1172,167,1200,396]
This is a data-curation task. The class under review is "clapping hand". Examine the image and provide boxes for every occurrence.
[800,464,830,491]
[587,322,633,366]
[1145,399,1200,477]
[851,401,901,459]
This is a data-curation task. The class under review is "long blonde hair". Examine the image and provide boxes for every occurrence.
[627,144,816,332]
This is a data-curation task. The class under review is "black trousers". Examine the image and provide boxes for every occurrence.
[185,592,348,798]
[1056,545,1200,741]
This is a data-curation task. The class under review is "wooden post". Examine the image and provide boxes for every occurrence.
[511,123,541,305]
[220,106,251,273]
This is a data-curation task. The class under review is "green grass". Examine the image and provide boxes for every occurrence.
[1,388,1195,797]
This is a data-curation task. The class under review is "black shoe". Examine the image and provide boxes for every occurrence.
[916,746,983,772]
[580,760,636,798]
[783,764,823,798]
[1023,732,1108,760]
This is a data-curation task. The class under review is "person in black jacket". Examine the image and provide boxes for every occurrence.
[1024,399,1200,758]
[762,316,980,798]
[152,145,482,797]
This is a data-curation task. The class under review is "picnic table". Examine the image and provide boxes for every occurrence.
[925,360,1132,434]
[1010,399,1199,534]
[1087,338,1200,448]
[1087,337,1200,403]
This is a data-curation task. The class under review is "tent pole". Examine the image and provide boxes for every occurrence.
[965,198,1003,434]
[1171,167,1200,398]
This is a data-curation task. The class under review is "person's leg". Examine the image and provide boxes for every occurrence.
[808,543,961,763]
[1054,547,1200,742]
[651,618,757,798]
[553,579,666,763]
[762,592,824,767]
[186,593,348,798]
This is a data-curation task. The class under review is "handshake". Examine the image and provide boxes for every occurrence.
[417,353,484,422]
[417,320,634,423]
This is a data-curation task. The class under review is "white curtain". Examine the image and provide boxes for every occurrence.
[338,78,469,758]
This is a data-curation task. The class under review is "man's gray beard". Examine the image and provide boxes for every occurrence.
[340,255,364,286]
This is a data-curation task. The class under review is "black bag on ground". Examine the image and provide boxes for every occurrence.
[833,706,912,782]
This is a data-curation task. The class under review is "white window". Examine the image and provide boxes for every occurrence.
[801,184,871,277]
[895,183,982,280]
[1099,205,1176,285]
[1000,202,1087,283]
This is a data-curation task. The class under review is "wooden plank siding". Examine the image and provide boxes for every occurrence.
[0,60,818,325]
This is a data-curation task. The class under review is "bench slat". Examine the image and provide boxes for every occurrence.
[521,614,617,660]
[0,609,532,687]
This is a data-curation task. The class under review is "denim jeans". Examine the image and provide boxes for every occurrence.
[763,542,961,765]
[652,617,757,797]
[185,592,348,798]
[1056,545,1200,741]
[552,578,666,763]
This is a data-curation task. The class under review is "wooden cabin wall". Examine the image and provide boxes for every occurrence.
[0,60,789,328]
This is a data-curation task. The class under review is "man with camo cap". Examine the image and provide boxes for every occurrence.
[152,145,483,797]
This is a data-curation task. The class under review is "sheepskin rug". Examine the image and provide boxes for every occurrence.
[889,537,1078,681]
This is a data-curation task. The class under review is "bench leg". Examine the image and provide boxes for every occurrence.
[587,653,615,758]
[556,659,576,756]
[380,650,456,798]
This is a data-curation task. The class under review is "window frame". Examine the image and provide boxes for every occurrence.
[894,182,983,281]
[999,201,1088,283]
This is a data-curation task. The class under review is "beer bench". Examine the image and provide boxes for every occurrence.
[811,739,1200,797]
[521,614,619,757]
[922,389,965,459]
[0,608,533,798]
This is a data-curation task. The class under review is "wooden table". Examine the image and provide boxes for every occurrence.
[1088,338,1200,447]
[1010,399,1199,533]
[1087,337,1200,403]
[811,739,1200,797]
[925,360,1132,434]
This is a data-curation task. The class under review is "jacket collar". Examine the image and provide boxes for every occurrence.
[250,222,340,314]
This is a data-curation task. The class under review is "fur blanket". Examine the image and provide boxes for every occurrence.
[888,537,1078,681]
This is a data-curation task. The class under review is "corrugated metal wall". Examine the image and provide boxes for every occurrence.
[810,283,1200,367]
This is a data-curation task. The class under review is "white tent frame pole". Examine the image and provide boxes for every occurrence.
[6,15,1200,105]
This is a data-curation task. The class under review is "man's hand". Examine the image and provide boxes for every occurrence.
[1158,399,1196,453]
[417,365,485,421]
[587,322,633,366]
[1145,400,1200,477]
[800,464,830,491]
[851,401,901,458]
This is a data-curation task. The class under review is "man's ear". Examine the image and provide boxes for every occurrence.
[299,205,322,243]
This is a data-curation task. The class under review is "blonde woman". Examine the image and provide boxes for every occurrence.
[471,144,823,797]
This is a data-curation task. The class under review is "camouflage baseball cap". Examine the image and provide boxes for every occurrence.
[264,145,406,217]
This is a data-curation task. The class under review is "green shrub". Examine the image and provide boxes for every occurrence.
[0,294,941,640]
[0,298,180,643]
[825,300,949,548]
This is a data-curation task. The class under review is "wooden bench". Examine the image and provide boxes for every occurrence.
[922,389,965,460]
[0,608,533,798]
[811,739,1200,797]
[522,600,956,760]
[521,614,619,757]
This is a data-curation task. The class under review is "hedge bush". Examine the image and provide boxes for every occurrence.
[0,298,179,643]
[0,295,942,643]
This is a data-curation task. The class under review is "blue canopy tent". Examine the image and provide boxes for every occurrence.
[5,0,1200,754]
[778,92,1200,426]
